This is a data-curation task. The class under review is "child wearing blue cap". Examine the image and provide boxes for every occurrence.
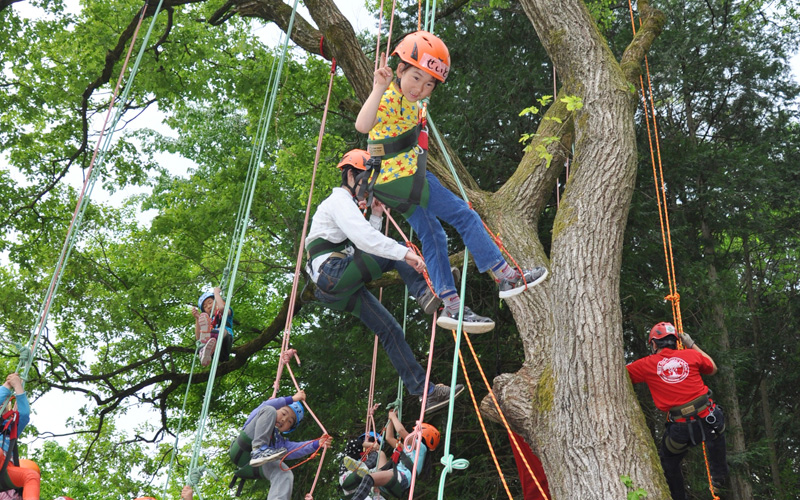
[228,390,332,500]
[191,286,233,366]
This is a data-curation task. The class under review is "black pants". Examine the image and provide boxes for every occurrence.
[658,405,728,500]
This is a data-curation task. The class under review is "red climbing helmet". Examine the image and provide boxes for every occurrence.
[648,322,678,343]
[337,149,370,171]
[420,423,440,451]
[392,31,450,82]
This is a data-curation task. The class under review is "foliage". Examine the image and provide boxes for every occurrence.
[620,474,649,499]
[1,0,799,498]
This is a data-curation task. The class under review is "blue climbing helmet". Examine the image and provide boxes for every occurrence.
[284,401,305,433]
[197,291,214,311]
[359,431,382,446]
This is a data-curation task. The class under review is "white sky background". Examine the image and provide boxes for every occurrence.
[4,0,800,483]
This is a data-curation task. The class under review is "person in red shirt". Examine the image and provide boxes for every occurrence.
[626,322,728,500]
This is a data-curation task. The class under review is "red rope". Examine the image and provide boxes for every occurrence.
[271,60,337,399]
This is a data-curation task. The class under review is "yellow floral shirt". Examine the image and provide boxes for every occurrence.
[368,82,420,185]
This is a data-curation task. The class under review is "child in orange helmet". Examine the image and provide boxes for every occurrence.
[355,31,547,335]
[306,149,463,415]
[347,409,439,500]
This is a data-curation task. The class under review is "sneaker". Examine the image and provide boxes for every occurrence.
[249,446,288,467]
[498,266,549,299]
[199,337,216,367]
[196,312,211,343]
[436,307,495,334]
[421,383,465,414]
[343,456,370,478]
[415,287,441,315]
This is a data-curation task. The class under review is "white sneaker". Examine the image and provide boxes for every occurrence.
[498,267,548,299]
[199,337,216,367]
[436,307,495,334]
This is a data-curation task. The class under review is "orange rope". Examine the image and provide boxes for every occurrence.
[467,202,528,292]
[278,435,330,471]
[626,2,716,498]
[451,330,514,499]
[454,329,550,499]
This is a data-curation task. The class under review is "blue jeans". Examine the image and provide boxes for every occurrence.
[407,172,504,296]
[315,254,430,396]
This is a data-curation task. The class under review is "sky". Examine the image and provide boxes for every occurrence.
[4,0,800,488]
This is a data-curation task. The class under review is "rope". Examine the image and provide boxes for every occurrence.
[271,55,338,401]
[626,3,715,498]
[160,340,202,499]
[20,0,163,386]
[405,315,439,498]
[455,329,550,498]
[185,1,312,492]
[451,331,514,499]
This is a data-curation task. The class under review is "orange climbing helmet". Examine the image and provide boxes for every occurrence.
[649,322,677,343]
[337,149,370,171]
[420,423,440,451]
[392,31,450,82]
[19,459,39,474]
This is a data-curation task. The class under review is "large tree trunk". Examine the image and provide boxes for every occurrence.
[478,0,669,498]
[222,0,668,496]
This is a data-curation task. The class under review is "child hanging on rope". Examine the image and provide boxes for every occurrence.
[626,322,728,499]
[0,373,39,500]
[228,389,332,500]
[339,432,385,500]
[347,409,439,500]
[355,31,548,334]
[191,286,233,367]
[306,149,464,414]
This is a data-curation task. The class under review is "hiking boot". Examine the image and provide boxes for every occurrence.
[498,266,548,299]
[199,337,216,367]
[249,446,288,467]
[415,287,441,315]
[343,456,370,478]
[437,307,495,334]
[421,383,465,414]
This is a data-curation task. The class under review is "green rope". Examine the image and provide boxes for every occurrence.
[163,31,285,500]
[160,341,202,499]
[421,4,474,496]
[184,1,302,493]
[20,0,167,385]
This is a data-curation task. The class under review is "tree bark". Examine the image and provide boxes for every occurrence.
[479,0,669,498]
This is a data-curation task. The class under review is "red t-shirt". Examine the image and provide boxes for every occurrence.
[626,348,714,411]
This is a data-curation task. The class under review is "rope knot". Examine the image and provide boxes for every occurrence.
[15,343,32,368]
[439,454,469,474]
[281,348,301,366]
[665,293,680,304]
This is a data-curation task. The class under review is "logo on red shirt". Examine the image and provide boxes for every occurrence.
[657,357,690,384]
